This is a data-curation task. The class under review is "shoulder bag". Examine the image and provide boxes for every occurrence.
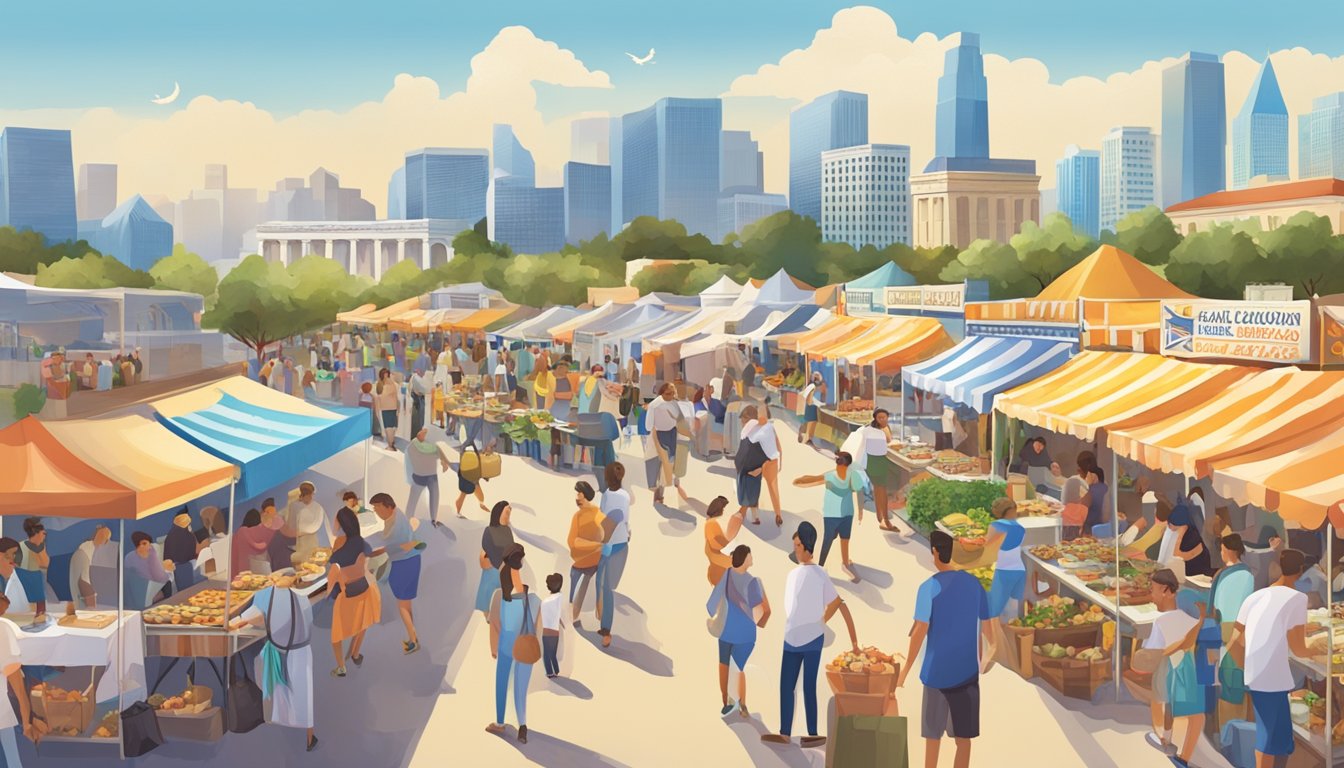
[512,587,542,664]
[706,573,728,638]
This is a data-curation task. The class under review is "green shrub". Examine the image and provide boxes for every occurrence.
[906,479,1006,531]
[13,383,46,419]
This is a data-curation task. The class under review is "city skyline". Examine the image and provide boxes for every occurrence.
[4,7,1344,214]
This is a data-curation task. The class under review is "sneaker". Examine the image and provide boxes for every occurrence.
[721,700,740,718]
[1145,732,1174,755]
[517,725,528,744]
[404,641,420,655]
[350,653,364,667]
[331,667,346,678]
[800,736,827,748]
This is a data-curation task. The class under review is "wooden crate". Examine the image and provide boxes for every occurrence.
[1034,652,1111,701]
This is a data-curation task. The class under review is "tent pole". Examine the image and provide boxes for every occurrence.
[363,437,371,503]
[116,517,125,759]
[899,382,906,441]
[1329,525,1335,768]
[1113,450,1121,703]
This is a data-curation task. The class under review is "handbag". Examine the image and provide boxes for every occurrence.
[1130,648,1164,675]
[478,447,502,480]
[120,701,164,757]
[225,656,266,734]
[706,580,727,638]
[512,586,542,664]
[1166,653,1203,717]
[460,443,483,483]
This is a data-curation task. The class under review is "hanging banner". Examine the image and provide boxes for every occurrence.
[1161,299,1311,363]
[1323,307,1344,366]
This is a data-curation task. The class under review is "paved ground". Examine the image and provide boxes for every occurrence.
[24,420,1235,768]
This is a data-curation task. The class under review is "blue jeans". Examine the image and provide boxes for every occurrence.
[596,544,629,634]
[407,474,441,523]
[570,565,597,614]
[495,634,533,726]
[543,635,560,677]
[818,515,853,566]
[0,726,18,768]
[779,635,824,737]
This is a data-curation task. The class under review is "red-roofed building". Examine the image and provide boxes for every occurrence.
[1165,177,1344,235]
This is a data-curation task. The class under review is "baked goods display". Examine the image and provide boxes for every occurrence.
[143,586,257,626]
[827,646,900,675]
[230,571,272,590]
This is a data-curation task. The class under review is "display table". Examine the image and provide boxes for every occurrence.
[1022,552,1161,633]
[15,611,146,703]
[1288,651,1344,765]
[936,516,1060,548]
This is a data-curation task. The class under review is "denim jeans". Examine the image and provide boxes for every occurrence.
[779,635,824,736]
[495,634,533,726]
[570,565,597,614]
[0,725,18,768]
[543,635,560,677]
[596,544,629,634]
[407,474,441,523]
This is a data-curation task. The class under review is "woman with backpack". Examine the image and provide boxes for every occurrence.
[706,544,770,718]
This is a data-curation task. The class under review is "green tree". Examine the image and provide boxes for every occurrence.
[0,227,102,274]
[1255,211,1344,298]
[500,253,602,307]
[202,255,308,360]
[150,245,219,308]
[631,260,735,296]
[13,384,46,420]
[735,211,829,287]
[1102,206,1182,266]
[288,254,366,328]
[34,253,154,289]
[1166,224,1266,299]
[939,239,1032,299]
[1009,212,1097,291]
[895,245,960,285]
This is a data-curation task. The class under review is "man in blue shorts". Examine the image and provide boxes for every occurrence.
[899,530,993,768]
[371,493,425,655]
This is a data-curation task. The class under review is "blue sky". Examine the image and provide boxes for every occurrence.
[3,0,1342,115]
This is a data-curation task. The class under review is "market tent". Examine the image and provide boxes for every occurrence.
[754,306,830,341]
[805,317,953,373]
[904,335,1077,414]
[335,303,377,323]
[550,302,625,344]
[43,415,236,518]
[493,306,582,343]
[386,307,474,333]
[734,269,816,307]
[1035,245,1194,302]
[0,417,134,517]
[844,261,918,291]
[647,305,743,348]
[1211,427,1344,529]
[1108,369,1344,478]
[994,351,1253,440]
[577,304,664,337]
[151,376,370,499]
[610,308,697,361]
[335,296,424,328]
[446,305,526,333]
[781,315,874,354]
[698,275,743,308]
[586,286,639,306]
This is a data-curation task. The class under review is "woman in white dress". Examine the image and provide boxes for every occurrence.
[230,573,317,752]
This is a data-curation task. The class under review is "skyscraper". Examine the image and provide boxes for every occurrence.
[494,186,565,254]
[788,91,868,223]
[387,166,406,219]
[609,116,624,235]
[491,124,536,186]
[78,195,173,271]
[1055,145,1100,237]
[821,144,911,248]
[404,148,489,231]
[619,98,722,237]
[911,33,1039,248]
[934,32,990,161]
[77,163,118,221]
[1161,52,1227,205]
[1100,127,1157,233]
[721,130,763,194]
[564,161,611,245]
[0,127,76,243]
[571,117,611,165]
[264,169,373,222]
[1231,57,1289,190]
[1298,93,1344,180]
[718,193,788,241]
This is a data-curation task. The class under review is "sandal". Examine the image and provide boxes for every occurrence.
[307,735,319,752]
[775,516,783,526]
[350,653,364,666]
[331,667,347,678]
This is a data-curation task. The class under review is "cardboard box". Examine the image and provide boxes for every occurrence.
[157,706,224,743]
[32,683,94,736]
[156,685,214,716]
[832,692,898,718]
[828,711,909,768]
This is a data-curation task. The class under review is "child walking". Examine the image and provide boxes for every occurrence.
[541,573,565,678]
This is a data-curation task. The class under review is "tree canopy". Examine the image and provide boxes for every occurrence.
[35,253,155,289]
[149,245,220,308]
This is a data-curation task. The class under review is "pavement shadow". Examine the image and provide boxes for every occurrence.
[833,577,894,613]
[847,562,894,589]
[726,716,822,768]
[514,527,564,555]
[494,727,634,768]
[576,625,675,678]
[652,501,698,529]
[545,676,594,700]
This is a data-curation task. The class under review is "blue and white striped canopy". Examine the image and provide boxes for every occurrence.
[902,335,1076,414]
[155,389,369,500]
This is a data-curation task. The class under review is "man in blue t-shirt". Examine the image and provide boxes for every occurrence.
[899,530,993,768]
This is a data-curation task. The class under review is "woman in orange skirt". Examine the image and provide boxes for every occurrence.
[328,507,381,677]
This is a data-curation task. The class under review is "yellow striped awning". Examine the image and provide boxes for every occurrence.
[1211,425,1344,529]
[784,316,874,354]
[335,303,377,323]
[994,351,1253,441]
[1109,370,1344,479]
[807,317,954,372]
[448,306,518,332]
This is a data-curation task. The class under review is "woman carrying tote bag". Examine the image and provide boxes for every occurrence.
[488,545,541,744]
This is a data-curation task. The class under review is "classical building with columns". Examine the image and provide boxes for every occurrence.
[911,158,1041,248]
[253,219,466,280]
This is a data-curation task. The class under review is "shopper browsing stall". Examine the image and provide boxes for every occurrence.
[984,498,1026,618]
[229,572,318,752]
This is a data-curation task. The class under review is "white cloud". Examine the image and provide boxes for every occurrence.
[0,26,611,212]
[725,6,1344,193]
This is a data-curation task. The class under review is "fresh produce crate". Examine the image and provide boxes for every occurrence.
[1033,650,1111,701]
[31,682,95,736]
[1002,624,1037,678]
[826,667,900,696]
[1032,623,1101,650]
[832,691,897,717]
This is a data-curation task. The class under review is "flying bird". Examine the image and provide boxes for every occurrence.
[625,49,655,66]
[151,82,180,105]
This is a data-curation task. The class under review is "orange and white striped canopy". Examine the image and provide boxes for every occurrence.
[994,351,1253,441]
[1211,426,1344,529]
[1109,369,1344,479]
[810,317,954,372]
[783,316,874,354]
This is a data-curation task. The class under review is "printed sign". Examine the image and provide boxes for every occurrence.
[1161,300,1311,363]
[1323,307,1344,366]
[882,284,968,314]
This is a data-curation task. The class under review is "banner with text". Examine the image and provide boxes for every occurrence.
[883,284,968,315]
[1160,299,1311,363]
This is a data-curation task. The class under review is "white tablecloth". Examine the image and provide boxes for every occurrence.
[16,612,146,703]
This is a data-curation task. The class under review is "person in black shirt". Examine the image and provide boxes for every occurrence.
[163,510,205,593]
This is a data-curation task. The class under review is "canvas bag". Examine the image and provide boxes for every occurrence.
[831,714,909,768]
[511,587,542,664]
[120,701,164,757]
[225,658,266,733]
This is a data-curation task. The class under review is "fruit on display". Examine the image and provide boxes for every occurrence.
[933,450,980,475]
[1033,643,1106,662]
[94,710,118,738]
[31,683,89,703]
[943,508,992,543]
[1009,596,1106,629]
[1015,499,1061,517]
[763,374,785,388]
[827,646,900,675]
[970,566,995,590]
[1029,536,1117,564]
[837,398,874,413]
